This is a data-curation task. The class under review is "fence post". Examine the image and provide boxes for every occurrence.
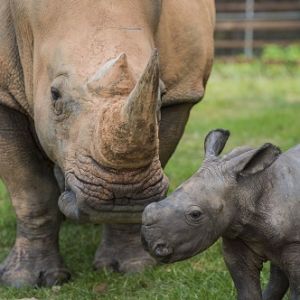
[245,0,255,57]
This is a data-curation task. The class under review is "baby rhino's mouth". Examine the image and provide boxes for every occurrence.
[141,225,174,263]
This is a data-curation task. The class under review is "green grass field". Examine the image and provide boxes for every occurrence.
[0,61,299,299]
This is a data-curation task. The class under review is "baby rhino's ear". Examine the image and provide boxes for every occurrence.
[204,129,230,159]
[230,143,281,177]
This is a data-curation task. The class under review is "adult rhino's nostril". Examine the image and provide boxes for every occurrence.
[154,242,172,258]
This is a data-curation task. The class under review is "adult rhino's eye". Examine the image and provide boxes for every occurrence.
[51,87,61,101]
[50,86,65,116]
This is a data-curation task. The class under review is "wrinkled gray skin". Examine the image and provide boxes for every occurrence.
[142,129,300,300]
[0,0,215,287]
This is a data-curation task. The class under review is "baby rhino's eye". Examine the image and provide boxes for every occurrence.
[185,206,203,225]
[189,210,202,220]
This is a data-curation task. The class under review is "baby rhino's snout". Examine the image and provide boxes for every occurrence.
[142,202,160,226]
[141,228,173,262]
[153,241,173,258]
[141,202,174,262]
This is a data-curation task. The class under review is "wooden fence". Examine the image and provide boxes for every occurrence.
[215,0,300,56]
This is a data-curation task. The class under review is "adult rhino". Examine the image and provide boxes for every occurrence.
[0,0,215,287]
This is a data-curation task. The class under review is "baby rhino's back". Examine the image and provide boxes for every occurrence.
[267,145,300,243]
[279,144,300,184]
[285,144,300,160]
[273,144,300,188]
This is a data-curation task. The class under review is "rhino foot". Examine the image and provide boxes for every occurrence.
[0,238,70,287]
[93,224,156,273]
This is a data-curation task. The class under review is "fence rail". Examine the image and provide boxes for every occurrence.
[216,20,300,30]
[216,2,300,12]
[215,0,300,56]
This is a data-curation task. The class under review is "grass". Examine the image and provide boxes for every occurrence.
[0,60,300,299]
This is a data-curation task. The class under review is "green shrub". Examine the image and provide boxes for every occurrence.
[262,44,300,63]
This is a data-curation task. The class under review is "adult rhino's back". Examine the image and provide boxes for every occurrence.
[158,0,215,107]
[0,1,28,114]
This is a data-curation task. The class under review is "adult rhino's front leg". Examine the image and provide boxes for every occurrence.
[94,103,193,272]
[0,104,70,287]
[93,224,155,273]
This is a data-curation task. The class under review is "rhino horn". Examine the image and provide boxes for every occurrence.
[123,49,160,126]
[96,50,160,169]
[87,53,135,97]
[120,49,160,162]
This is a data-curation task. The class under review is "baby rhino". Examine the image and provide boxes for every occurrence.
[142,129,300,300]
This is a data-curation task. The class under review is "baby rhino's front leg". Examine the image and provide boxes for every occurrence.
[222,238,263,300]
[263,263,289,300]
[282,244,300,300]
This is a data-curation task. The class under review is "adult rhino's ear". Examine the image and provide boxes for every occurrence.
[204,129,230,159]
[230,143,281,177]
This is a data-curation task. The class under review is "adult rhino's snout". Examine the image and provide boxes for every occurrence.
[58,187,88,223]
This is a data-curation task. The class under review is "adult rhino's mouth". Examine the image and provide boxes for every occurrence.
[58,157,169,224]
[58,188,149,224]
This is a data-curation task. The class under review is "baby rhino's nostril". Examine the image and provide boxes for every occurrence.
[154,242,172,257]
